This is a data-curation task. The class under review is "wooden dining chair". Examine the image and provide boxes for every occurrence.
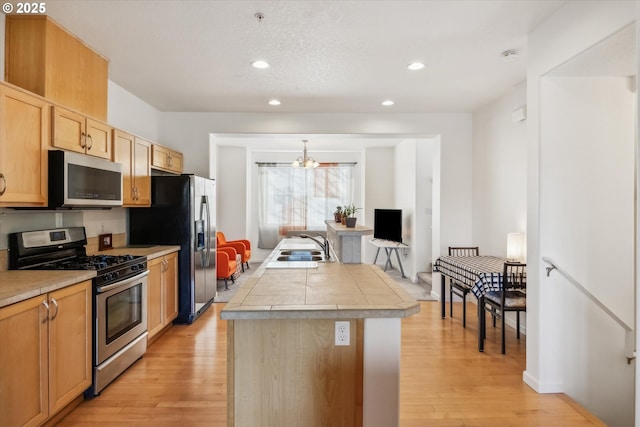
[482,261,526,354]
[448,246,479,327]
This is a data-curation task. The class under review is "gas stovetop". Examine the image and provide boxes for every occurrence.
[35,254,142,271]
[8,227,147,288]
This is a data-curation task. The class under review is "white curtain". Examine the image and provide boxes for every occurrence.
[257,164,354,248]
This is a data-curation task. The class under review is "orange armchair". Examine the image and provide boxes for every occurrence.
[216,232,251,272]
[217,247,238,290]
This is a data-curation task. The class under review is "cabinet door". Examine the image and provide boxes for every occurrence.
[86,118,113,160]
[147,258,164,339]
[52,106,86,154]
[133,137,152,206]
[151,144,171,170]
[113,129,135,205]
[164,253,179,324]
[0,296,49,427]
[48,281,92,415]
[170,151,183,174]
[0,84,49,207]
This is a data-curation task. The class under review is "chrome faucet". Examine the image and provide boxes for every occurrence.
[300,233,330,260]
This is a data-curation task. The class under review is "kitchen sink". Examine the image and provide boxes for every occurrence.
[277,255,324,261]
[278,250,323,256]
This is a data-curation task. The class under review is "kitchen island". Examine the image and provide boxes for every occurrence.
[221,239,419,427]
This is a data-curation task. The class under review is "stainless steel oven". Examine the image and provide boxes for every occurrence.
[94,270,148,394]
[8,227,150,396]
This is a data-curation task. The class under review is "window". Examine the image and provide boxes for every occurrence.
[257,163,354,248]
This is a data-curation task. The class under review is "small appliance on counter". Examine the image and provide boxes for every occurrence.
[129,174,216,324]
[8,226,148,395]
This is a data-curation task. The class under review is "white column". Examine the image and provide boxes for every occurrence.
[363,318,401,427]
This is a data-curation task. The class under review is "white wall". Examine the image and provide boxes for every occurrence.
[363,147,395,263]
[472,82,527,257]
[527,2,636,425]
[108,81,161,142]
[394,139,416,278]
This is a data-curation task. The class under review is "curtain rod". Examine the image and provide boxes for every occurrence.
[255,162,357,167]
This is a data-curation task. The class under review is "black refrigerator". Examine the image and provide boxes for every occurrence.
[129,174,216,324]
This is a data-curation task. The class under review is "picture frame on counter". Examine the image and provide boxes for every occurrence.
[99,233,113,251]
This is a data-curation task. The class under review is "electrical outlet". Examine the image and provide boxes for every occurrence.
[335,321,350,346]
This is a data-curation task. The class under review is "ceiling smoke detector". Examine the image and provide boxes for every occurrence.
[255,12,265,22]
[501,49,520,61]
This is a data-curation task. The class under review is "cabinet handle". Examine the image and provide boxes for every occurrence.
[0,173,6,196]
[86,134,93,150]
[168,154,172,168]
[80,132,87,148]
[50,298,59,320]
[41,300,49,323]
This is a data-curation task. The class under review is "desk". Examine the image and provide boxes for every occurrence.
[433,255,514,351]
[369,239,410,278]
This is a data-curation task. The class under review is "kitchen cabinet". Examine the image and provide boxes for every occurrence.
[0,280,92,427]
[147,251,179,341]
[5,15,108,120]
[151,144,183,174]
[52,106,113,160]
[114,129,151,207]
[0,82,49,207]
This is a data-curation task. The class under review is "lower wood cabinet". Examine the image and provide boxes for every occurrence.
[0,280,92,427]
[147,252,178,340]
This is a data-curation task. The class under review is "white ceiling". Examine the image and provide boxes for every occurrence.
[44,0,567,114]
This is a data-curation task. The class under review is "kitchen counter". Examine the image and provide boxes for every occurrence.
[0,245,179,309]
[99,245,181,260]
[325,219,373,263]
[223,239,419,427]
[221,239,419,320]
[0,270,96,308]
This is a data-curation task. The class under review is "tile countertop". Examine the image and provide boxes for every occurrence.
[97,245,181,260]
[0,270,97,308]
[220,239,420,320]
[0,245,180,309]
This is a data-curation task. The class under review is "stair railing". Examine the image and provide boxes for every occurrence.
[542,256,635,364]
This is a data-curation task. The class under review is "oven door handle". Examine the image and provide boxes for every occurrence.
[96,270,149,293]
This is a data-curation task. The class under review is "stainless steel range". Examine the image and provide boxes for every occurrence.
[9,227,148,395]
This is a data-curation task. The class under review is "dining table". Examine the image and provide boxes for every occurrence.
[433,255,520,351]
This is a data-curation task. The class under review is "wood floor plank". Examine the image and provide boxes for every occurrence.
[55,301,605,426]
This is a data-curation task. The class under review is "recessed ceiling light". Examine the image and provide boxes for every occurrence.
[382,100,394,106]
[252,60,270,69]
[408,62,425,71]
[268,99,281,106]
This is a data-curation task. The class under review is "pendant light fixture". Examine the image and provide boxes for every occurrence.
[292,139,319,168]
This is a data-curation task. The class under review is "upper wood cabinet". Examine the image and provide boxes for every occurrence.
[114,130,151,207]
[52,106,113,160]
[5,15,108,120]
[0,82,49,207]
[151,144,183,174]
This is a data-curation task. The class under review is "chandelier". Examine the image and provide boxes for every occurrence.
[292,139,319,168]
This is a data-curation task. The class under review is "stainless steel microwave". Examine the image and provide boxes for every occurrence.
[49,150,123,208]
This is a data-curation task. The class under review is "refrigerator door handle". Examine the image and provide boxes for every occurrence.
[201,195,212,267]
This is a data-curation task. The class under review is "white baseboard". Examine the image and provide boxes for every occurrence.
[523,370,563,393]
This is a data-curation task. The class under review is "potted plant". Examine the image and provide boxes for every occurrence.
[344,203,361,228]
[334,206,343,223]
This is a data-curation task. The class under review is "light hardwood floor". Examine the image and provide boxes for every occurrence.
[57,301,605,426]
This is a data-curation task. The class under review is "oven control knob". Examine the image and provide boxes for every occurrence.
[105,272,113,281]
[137,263,145,271]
